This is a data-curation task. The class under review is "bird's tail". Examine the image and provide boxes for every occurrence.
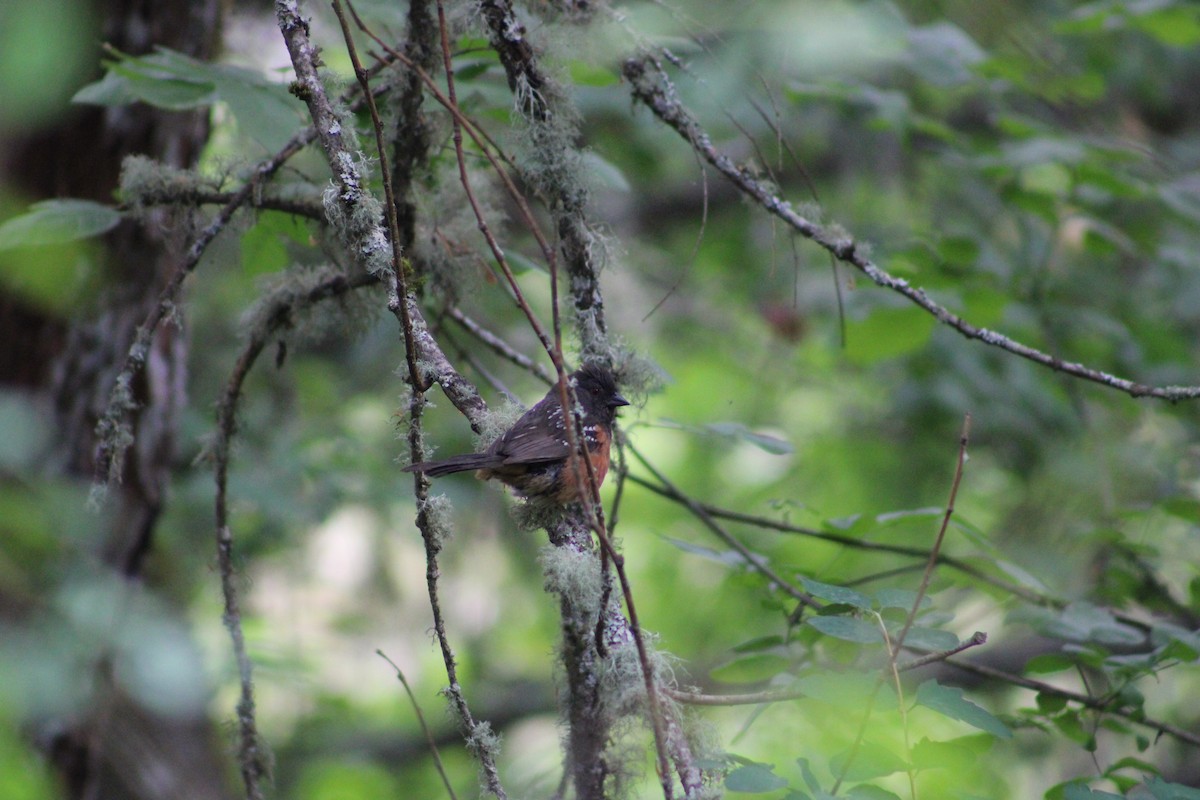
[403,452,496,477]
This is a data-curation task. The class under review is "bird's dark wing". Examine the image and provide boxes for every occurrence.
[494,423,570,465]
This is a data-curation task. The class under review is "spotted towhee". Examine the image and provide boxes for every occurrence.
[404,364,629,504]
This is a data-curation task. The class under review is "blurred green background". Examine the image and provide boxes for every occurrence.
[3,1,1200,798]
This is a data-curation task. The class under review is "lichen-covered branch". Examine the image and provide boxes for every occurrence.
[275,0,487,427]
[478,0,608,355]
[213,271,379,800]
[276,3,507,796]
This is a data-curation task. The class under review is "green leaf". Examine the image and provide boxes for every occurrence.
[1145,778,1200,800]
[807,615,881,644]
[1104,755,1160,778]
[656,418,794,455]
[910,735,990,771]
[1045,602,1144,647]
[1062,783,1124,799]
[710,653,791,684]
[795,672,893,713]
[567,60,619,87]
[845,306,936,365]
[0,200,120,249]
[581,150,631,192]
[1025,653,1075,674]
[824,514,871,535]
[796,757,822,793]
[73,47,304,150]
[71,70,141,106]
[454,61,494,81]
[962,285,1009,328]
[828,741,907,782]
[906,22,984,86]
[109,62,216,109]
[1131,6,1200,47]
[1035,692,1068,713]
[732,635,785,653]
[1052,710,1094,748]
[240,211,312,275]
[798,576,871,609]
[1140,619,1194,659]
[505,251,547,274]
[900,627,959,652]
[845,785,902,800]
[991,559,1049,593]
[1160,497,1200,524]
[725,763,789,793]
[873,588,930,611]
[915,680,1011,738]
[937,235,979,267]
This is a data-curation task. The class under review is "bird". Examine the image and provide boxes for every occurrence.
[404,363,629,504]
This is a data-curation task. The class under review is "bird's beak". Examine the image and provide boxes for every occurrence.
[611,393,630,408]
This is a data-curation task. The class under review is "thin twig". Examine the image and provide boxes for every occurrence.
[664,686,804,707]
[333,4,511,796]
[94,48,403,490]
[332,0,423,391]
[124,188,323,219]
[627,444,821,610]
[478,0,607,339]
[896,631,988,672]
[624,472,1046,604]
[891,414,972,657]
[213,271,378,800]
[378,651,460,800]
[423,6,682,794]
[834,418,969,796]
[943,657,1200,747]
[446,307,555,385]
[95,124,316,489]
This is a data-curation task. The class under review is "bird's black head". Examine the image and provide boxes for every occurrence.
[572,363,630,424]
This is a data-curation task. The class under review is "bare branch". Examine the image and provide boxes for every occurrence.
[377,652,460,800]
[622,55,1200,403]
[944,657,1200,748]
[897,631,988,672]
[891,413,972,657]
[627,443,821,610]
[446,307,555,385]
[213,271,378,800]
